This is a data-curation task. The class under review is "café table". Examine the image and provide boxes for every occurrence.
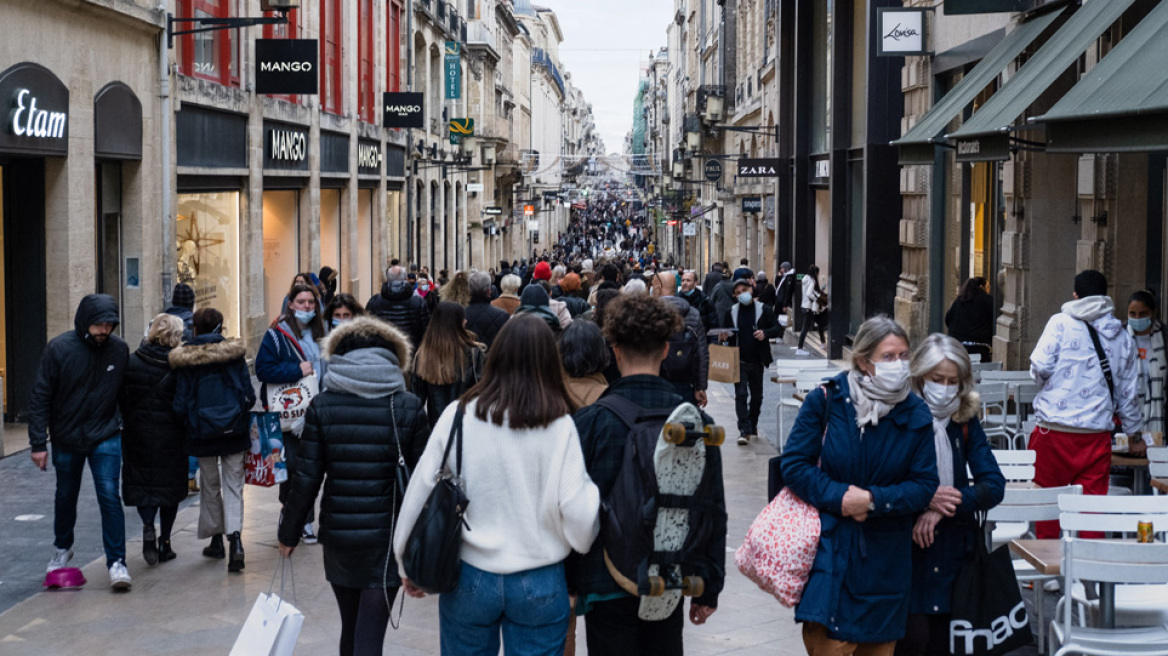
[1153,478,1168,495]
[1010,539,1128,629]
[1112,452,1151,495]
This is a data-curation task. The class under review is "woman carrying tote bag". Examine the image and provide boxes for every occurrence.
[393,314,600,656]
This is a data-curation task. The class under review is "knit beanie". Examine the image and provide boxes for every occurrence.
[733,267,754,282]
[534,261,552,281]
[520,284,550,307]
[171,283,196,310]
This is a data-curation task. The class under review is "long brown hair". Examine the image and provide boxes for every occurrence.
[414,301,479,385]
[462,314,572,429]
[279,284,326,339]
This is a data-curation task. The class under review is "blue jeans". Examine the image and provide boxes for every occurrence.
[439,561,571,656]
[52,437,126,567]
[188,456,199,479]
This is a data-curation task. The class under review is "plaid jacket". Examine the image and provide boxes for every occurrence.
[570,375,727,608]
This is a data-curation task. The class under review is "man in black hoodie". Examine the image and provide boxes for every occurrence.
[28,294,132,590]
[366,265,430,348]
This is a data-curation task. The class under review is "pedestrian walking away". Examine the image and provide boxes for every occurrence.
[410,301,486,432]
[28,293,132,590]
[121,314,188,567]
[944,277,994,362]
[798,264,828,352]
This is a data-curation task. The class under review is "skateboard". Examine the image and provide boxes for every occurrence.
[605,402,725,621]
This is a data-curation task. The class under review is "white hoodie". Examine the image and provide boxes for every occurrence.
[1030,296,1142,434]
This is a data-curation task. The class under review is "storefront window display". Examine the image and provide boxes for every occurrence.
[357,189,374,300]
[262,191,300,323]
[320,189,341,279]
[176,192,241,337]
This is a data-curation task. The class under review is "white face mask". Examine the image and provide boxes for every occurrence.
[923,380,960,410]
[872,360,910,389]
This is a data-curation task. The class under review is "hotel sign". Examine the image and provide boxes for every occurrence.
[876,8,929,57]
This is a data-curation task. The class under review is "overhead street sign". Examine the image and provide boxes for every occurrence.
[683,222,697,236]
[737,158,782,178]
[483,207,503,216]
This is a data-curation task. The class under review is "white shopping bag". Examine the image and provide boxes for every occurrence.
[231,558,303,656]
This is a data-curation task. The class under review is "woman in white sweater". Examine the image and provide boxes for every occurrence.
[393,313,601,656]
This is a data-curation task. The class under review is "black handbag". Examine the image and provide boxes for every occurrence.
[949,516,1032,656]
[401,405,470,594]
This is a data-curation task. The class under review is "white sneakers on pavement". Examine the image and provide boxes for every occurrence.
[302,524,318,545]
[108,561,132,591]
[46,548,73,573]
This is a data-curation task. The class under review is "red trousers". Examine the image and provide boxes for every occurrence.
[1029,427,1111,539]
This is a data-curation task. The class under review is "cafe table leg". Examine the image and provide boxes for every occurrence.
[1099,582,1116,628]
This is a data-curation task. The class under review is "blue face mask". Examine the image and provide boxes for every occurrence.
[331,317,345,328]
[294,309,316,324]
[1130,316,1153,332]
[738,292,753,305]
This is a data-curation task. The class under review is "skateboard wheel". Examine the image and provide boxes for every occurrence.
[663,423,687,445]
[682,576,705,598]
[647,575,666,597]
[704,426,725,447]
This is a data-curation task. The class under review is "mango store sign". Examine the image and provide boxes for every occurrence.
[877,8,929,57]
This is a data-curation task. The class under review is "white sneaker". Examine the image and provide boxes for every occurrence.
[109,561,132,591]
[795,349,810,356]
[1043,579,1060,593]
[302,524,318,545]
[47,548,73,573]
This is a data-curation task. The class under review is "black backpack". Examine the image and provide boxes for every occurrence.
[189,368,249,443]
[594,395,720,597]
[659,325,701,386]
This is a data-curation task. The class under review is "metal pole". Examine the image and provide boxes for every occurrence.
[159,15,173,309]
[405,0,415,266]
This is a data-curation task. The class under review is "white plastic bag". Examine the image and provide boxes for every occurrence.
[230,559,303,655]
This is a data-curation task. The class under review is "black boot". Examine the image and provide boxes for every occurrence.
[227,532,245,573]
[203,534,225,559]
[143,526,158,566]
[157,538,177,563]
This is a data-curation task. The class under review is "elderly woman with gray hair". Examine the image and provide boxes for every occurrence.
[782,315,938,655]
[897,334,1004,656]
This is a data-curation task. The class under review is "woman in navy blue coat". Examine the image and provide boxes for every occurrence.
[782,316,939,653]
[896,334,1005,656]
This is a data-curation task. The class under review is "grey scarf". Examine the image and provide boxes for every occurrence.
[323,347,405,398]
[848,370,910,429]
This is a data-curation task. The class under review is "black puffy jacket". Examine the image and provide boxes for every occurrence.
[464,296,510,349]
[366,280,430,348]
[121,341,187,508]
[28,294,129,453]
[170,335,256,458]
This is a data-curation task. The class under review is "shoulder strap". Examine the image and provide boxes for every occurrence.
[272,325,307,362]
[440,404,465,476]
[1082,321,1116,404]
[594,395,644,430]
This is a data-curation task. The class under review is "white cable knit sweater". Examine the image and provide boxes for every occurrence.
[393,400,600,577]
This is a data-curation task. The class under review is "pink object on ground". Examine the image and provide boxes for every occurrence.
[44,567,86,589]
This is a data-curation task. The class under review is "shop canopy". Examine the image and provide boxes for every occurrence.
[947,0,1139,162]
[1034,0,1168,153]
[892,9,1062,165]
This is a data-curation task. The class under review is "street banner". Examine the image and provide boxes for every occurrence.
[737,158,782,178]
[255,39,318,95]
[383,92,423,128]
[445,41,461,100]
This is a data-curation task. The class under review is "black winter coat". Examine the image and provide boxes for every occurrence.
[170,335,256,458]
[121,342,187,508]
[277,388,430,587]
[410,345,485,431]
[945,290,996,346]
[465,297,510,350]
[366,280,430,348]
[28,294,129,453]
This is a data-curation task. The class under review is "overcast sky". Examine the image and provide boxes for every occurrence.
[538,0,674,156]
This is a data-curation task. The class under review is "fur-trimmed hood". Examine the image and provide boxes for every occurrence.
[954,390,981,424]
[321,316,413,371]
[169,335,247,369]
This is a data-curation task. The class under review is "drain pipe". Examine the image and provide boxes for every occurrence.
[159,4,174,308]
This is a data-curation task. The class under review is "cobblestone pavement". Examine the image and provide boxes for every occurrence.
[0,344,1047,654]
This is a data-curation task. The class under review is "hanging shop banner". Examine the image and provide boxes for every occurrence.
[877,8,929,57]
[449,118,474,145]
[736,158,782,178]
[703,159,723,182]
[445,41,461,100]
[944,0,1021,14]
[742,197,763,213]
[383,92,424,128]
[255,39,319,94]
[467,183,484,192]
[484,207,503,216]
[0,62,69,157]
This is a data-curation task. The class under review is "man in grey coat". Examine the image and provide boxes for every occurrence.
[652,271,710,407]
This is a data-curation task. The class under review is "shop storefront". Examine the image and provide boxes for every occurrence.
[262,120,309,322]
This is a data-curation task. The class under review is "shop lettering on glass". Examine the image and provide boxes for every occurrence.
[358,142,382,173]
[268,128,307,162]
[9,88,66,140]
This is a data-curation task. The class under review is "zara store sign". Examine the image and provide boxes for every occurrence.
[0,62,69,157]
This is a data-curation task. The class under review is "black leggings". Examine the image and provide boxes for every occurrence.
[136,505,178,541]
[798,310,827,349]
[331,584,399,656]
[894,613,950,656]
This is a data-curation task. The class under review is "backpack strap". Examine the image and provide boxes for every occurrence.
[594,395,647,430]
[1082,320,1116,408]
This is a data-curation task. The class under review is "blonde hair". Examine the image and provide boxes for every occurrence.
[910,333,974,400]
[148,314,184,349]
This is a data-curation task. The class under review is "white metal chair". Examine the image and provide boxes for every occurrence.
[1050,539,1168,656]
[987,483,1083,653]
[971,360,1003,383]
[1013,382,1041,436]
[979,382,1012,448]
[980,370,1036,384]
[993,449,1037,484]
[1057,495,1168,629]
[775,368,838,453]
[1150,447,1168,493]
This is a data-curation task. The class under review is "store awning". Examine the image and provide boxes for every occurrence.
[1034,0,1168,153]
[947,0,1139,162]
[892,10,1062,166]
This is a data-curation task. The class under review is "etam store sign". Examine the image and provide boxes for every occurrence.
[0,62,69,157]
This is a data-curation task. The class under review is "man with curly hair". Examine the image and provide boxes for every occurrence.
[572,294,726,655]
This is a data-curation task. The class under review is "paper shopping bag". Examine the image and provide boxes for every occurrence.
[230,592,304,656]
[708,344,740,384]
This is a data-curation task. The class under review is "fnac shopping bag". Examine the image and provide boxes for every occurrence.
[949,529,1032,656]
